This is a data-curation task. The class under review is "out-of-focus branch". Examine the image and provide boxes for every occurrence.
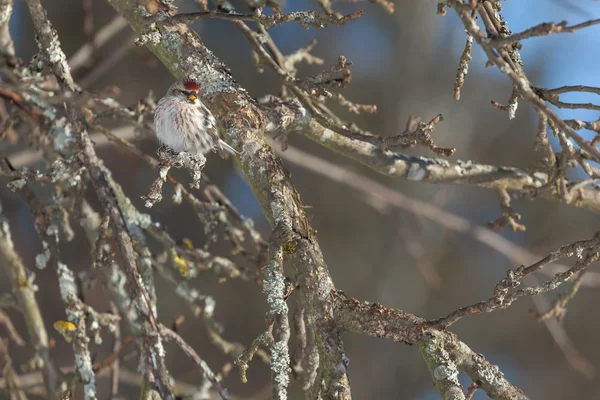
[0,366,227,399]
[159,325,228,399]
[0,310,25,347]
[0,338,27,400]
[0,200,62,399]
[271,141,600,287]
[68,15,128,72]
[23,0,173,397]
[0,0,15,58]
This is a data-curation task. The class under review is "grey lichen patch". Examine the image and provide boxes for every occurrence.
[320,128,334,142]
[532,171,549,186]
[456,159,473,168]
[444,387,466,400]
[244,142,267,180]
[50,159,82,186]
[51,117,75,152]
[420,330,463,398]
[427,156,451,168]
[57,261,77,303]
[35,242,51,269]
[0,220,11,241]
[472,353,504,385]
[23,88,58,120]
[99,98,122,109]
[270,198,293,231]
[183,54,236,97]
[42,27,68,67]
[508,100,518,120]
[209,256,239,279]
[0,4,13,24]
[179,152,206,189]
[433,364,459,382]
[407,163,427,181]
[171,183,183,204]
[316,274,333,300]
[151,331,166,358]
[7,178,26,191]
[264,260,288,316]
[271,340,292,400]
[45,223,59,240]
[135,31,162,46]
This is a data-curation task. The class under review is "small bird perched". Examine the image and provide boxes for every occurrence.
[154,78,237,157]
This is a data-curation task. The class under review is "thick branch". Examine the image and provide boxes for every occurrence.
[332,292,426,344]
[418,331,465,400]
[443,333,529,400]
[295,119,600,213]
[107,1,351,397]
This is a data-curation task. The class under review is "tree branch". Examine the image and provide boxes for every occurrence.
[23,0,173,397]
[107,0,352,397]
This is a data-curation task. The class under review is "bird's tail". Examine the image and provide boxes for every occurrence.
[219,139,239,156]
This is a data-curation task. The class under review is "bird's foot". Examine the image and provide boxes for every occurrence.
[157,145,179,158]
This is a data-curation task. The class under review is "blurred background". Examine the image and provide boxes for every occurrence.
[2,0,600,398]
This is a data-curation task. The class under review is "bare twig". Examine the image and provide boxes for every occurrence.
[448,0,600,162]
[454,32,473,100]
[432,238,600,329]
[489,18,600,48]
[167,8,364,29]
[160,325,229,399]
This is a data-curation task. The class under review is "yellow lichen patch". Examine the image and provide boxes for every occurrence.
[181,238,194,249]
[53,320,76,343]
[174,256,189,277]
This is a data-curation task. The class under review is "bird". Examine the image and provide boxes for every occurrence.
[154,78,237,157]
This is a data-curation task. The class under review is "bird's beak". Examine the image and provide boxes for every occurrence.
[188,94,197,101]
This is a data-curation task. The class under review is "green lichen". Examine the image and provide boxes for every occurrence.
[282,242,296,254]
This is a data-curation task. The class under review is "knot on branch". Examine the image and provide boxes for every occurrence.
[299,55,353,97]
[381,114,455,157]
[488,189,526,232]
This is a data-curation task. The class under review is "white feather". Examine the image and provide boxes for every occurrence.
[154,87,238,156]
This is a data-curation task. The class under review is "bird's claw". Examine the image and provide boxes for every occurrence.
[157,145,178,158]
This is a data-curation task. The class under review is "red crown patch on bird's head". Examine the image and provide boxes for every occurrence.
[183,80,200,92]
